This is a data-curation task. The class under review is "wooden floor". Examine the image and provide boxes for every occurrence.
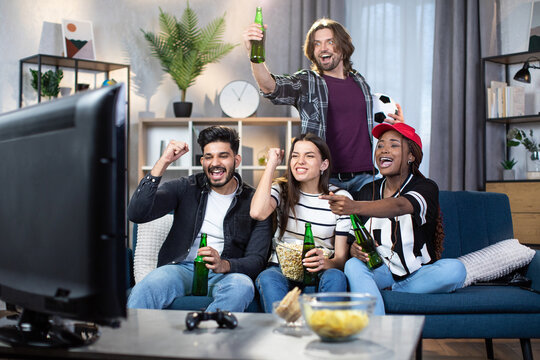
[422,338,540,359]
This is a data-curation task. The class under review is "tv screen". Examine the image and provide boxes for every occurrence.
[0,83,127,347]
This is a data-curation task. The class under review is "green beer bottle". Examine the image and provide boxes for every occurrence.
[302,222,318,286]
[350,214,383,270]
[192,233,209,296]
[250,7,265,63]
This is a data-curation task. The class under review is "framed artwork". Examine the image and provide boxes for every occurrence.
[61,19,96,60]
[529,1,540,51]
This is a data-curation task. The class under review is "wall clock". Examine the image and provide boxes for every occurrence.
[219,80,260,118]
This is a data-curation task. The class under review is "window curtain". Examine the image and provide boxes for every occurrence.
[429,0,484,190]
[345,0,435,176]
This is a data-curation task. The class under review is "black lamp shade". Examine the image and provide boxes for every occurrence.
[514,62,531,83]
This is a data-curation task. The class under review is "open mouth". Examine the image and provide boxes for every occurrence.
[320,53,332,64]
[209,166,226,180]
[379,157,393,168]
[295,167,308,175]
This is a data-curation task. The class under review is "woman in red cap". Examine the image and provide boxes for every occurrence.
[320,123,466,315]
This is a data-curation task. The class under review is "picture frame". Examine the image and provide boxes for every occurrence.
[61,19,96,60]
[529,0,540,51]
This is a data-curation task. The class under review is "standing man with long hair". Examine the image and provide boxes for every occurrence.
[244,17,404,192]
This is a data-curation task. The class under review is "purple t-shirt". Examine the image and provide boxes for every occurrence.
[323,74,373,173]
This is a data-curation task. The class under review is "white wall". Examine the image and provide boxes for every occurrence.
[0,0,295,190]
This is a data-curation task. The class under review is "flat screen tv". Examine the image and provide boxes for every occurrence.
[0,83,127,347]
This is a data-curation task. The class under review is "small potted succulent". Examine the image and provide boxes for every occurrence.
[30,69,64,100]
[500,158,517,180]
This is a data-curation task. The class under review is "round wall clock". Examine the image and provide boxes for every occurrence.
[219,80,260,118]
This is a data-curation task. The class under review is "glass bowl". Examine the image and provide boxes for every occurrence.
[272,300,311,336]
[300,292,375,342]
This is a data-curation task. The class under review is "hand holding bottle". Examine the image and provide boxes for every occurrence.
[243,23,266,54]
[350,242,370,262]
[302,248,326,272]
[198,246,230,274]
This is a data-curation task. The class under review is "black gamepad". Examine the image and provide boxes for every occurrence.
[185,309,238,330]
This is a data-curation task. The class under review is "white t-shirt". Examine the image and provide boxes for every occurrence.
[269,183,352,263]
[185,189,235,262]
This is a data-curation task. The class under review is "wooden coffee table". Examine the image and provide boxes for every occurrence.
[0,308,424,359]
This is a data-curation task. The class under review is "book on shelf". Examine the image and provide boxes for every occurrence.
[486,81,525,118]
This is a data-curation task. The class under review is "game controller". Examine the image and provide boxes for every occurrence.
[185,309,238,330]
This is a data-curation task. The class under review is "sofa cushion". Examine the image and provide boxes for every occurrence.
[382,285,540,314]
[439,191,514,258]
[133,214,173,283]
[458,239,536,287]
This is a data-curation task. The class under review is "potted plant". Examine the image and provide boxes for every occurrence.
[29,69,64,100]
[507,128,540,179]
[500,158,517,180]
[141,3,237,117]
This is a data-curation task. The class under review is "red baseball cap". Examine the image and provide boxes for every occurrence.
[372,123,422,150]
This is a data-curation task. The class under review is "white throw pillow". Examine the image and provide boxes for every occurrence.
[133,214,174,283]
[458,239,536,287]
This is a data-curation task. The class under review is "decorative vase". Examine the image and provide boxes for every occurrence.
[173,102,193,117]
[502,169,515,181]
[526,151,540,180]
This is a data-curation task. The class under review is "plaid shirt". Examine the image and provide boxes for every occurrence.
[262,69,373,142]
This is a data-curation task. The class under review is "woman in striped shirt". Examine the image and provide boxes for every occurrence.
[250,133,350,313]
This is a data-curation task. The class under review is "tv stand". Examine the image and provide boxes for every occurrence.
[0,309,100,348]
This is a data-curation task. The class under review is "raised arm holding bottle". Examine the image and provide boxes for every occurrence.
[243,14,405,193]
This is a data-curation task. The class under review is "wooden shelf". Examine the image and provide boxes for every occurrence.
[20,54,129,72]
[482,51,540,65]
[486,114,540,124]
[138,117,300,185]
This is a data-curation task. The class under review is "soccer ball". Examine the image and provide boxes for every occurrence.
[372,93,398,123]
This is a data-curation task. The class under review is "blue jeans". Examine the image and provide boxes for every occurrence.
[127,262,254,312]
[256,265,348,313]
[344,258,466,315]
[330,173,377,193]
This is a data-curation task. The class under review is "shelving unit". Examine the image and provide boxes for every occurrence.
[19,54,130,119]
[138,117,301,187]
[482,50,540,183]
[482,51,540,246]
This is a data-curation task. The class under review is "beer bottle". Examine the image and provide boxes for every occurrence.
[192,233,209,296]
[350,214,383,270]
[250,7,265,63]
[302,222,318,286]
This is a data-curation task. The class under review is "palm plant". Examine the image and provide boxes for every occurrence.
[141,4,237,103]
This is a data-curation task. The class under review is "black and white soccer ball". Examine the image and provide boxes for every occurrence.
[372,93,398,123]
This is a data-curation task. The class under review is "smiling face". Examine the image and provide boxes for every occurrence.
[289,140,329,190]
[313,28,343,76]
[375,130,414,177]
[200,141,240,194]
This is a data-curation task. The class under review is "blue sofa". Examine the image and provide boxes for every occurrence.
[129,191,540,359]
[381,191,540,360]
